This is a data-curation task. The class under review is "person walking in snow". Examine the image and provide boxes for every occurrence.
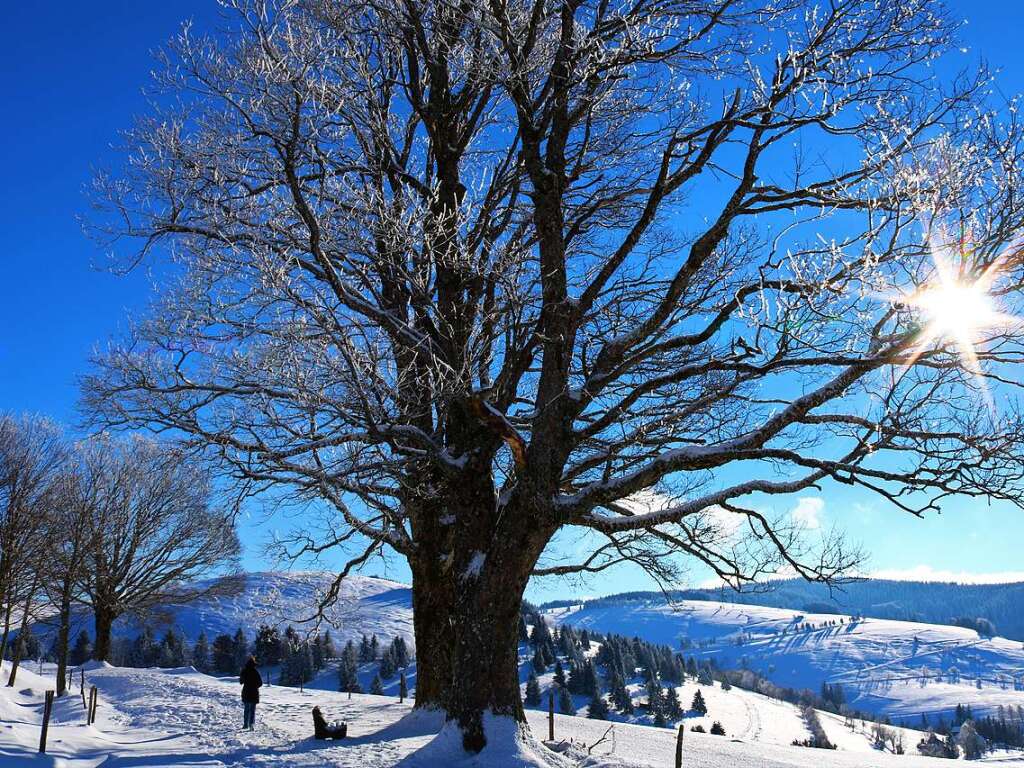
[239,655,263,731]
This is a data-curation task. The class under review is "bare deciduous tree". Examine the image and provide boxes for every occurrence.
[83,0,1024,753]
[75,436,240,660]
[0,414,66,684]
[42,464,92,695]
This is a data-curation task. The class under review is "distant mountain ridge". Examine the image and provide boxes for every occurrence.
[539,579,1024,640]
[45,571,414,646]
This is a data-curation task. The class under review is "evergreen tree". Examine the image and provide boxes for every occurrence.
[254,625,282,667]
[686,657,698,678]
[645,675,662,714]
[691,689,708,715]
[321,630,336,660]
[390,636,409,668]
[130,628,159,667]
[553,659,566,688]
[370,673,384,695]
[524,671,542,706]
[697,665,714,685]
[664,685,682,719]
[558,685,574,714]
[710,721,726,736]
[532,647,546,673]
[370,634,380,660]
[192,632,211,672]
[232,627,249,670]
[69,630,92,666]
[159,628,187,667]
[338,643,362,694]
[359,634,373,662]
[518,615,530,643]
[587,690,609,720]
[582,661,599,697]
[380,649,396,679]
[399,670,409,700]
[958,720,987,760]
[720,676,732,691]
[212,634,236,673]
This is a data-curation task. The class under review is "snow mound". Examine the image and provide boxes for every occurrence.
[396,714,572,767]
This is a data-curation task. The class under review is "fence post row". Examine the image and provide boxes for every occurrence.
[38,690,54,754]
[675,722,684,768]
[88,685,98,725]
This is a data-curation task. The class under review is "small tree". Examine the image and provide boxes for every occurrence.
[211,634,236,674]
[587,691,609,720]
[399,670,409,701]
[370,674,384,695]
[524,672,542,707]
[192,632,211,672]
[710,722,726,736]
[338,643,362,694]
[958,720,987,760]
[254,625,282,668]
[691,690,708,716]
[557,685,574,715]
[69,630,92,666]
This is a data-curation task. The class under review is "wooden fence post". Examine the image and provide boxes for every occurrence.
[38,690,54,753]
[675,722,684,768]
[88,685,98,725]
[548,691,555,742]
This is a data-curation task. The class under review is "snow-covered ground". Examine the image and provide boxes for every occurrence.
[3,661,1019,767]
[549,600,1024,722]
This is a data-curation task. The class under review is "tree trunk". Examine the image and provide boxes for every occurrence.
[0,600,13,664]
[54,586,72,696]
[92,605,117,662]
[5,631,23,687]
[409,493,553,754]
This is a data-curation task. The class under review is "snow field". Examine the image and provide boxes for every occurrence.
[3,662,1020,767]
[551,599,1024,721]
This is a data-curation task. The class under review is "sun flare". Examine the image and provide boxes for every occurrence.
[894,228,1020,408]
[912,280,1001,339]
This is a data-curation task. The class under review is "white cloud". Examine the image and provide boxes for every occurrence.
[869,565,1024,584]
[790,496,824,530]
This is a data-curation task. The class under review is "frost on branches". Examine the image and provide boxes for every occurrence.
[83,0,1024,756]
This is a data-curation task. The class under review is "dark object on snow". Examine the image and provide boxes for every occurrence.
[240,656,263,703]
[312,706,348,740]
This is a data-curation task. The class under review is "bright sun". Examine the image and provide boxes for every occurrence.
[895,228,1019,405]
[913,280,1001,339]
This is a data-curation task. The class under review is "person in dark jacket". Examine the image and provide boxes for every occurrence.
[239,656,263,730]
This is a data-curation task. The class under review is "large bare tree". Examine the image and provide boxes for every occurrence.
[75,436,241,661]
[84,0,1024,754]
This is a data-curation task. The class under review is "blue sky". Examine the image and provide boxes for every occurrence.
[2,1,1024,600]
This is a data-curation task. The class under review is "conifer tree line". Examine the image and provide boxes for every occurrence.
[521,608,969,738]
[0,413,240,695]
[338,634,412,695]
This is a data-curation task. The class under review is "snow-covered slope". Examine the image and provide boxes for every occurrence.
[71,571,414,645]
[2,661,1016,767]
[548,600,1024,722]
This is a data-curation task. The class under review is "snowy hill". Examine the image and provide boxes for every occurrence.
[548,600,1024,722]
[2,661,1018,767]
[62,571,413,645]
